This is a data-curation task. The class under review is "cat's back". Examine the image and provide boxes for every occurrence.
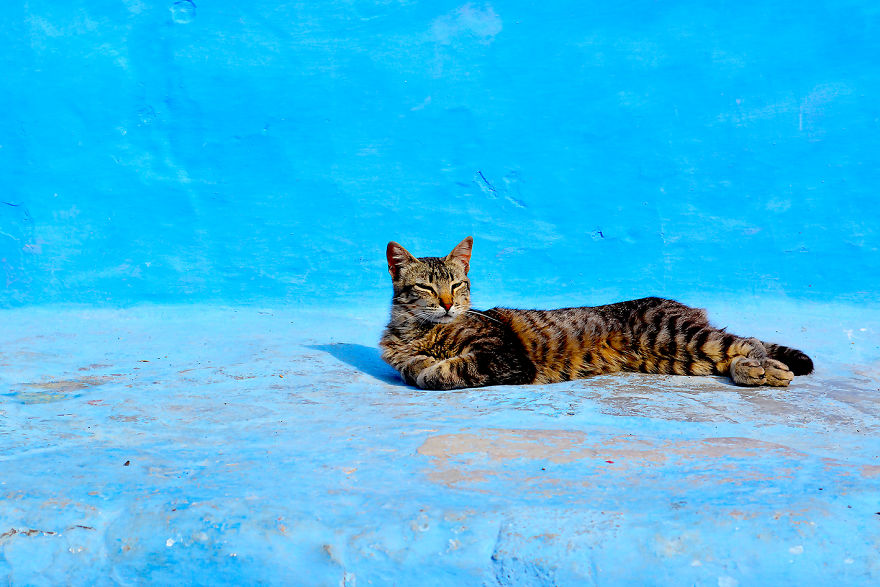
[489,297,697,383]
[492,297,673,338]
[488,305,623,383]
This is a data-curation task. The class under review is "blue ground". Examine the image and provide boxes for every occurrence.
[2,300,879,584]
[2,1,879,584]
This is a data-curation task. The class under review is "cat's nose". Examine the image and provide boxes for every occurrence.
[441,301,452,312]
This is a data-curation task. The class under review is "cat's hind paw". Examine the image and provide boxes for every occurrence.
[729,356,766,386]
[762,358,793,387]
[729,356,794,387]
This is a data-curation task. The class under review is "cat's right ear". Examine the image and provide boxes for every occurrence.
[386,241,418,279]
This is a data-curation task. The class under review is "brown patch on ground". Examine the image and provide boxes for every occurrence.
[78,364,112,371]
[0,528,58,541]
[860,465,880,478]
[8,375,121,404]
[416,429,809,490]
[22,376,117,392]
[175,365,265,384]
[418,429,803,465]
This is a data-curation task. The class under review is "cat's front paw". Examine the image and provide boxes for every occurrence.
[415,361,458,390]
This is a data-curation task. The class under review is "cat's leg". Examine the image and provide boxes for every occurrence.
[414,349,534,390]
[725,337,793,387]
[386,351,481,390]
[415,354,477,390]
[637,314,791,386]
[395,354,440,387]
[632,301,797,387]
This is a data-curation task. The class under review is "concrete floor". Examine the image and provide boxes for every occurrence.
[1,302,878,585]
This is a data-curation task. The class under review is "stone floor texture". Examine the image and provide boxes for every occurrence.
[1,301,878,585]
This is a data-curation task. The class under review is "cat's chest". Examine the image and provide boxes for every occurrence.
[392,327,461,359]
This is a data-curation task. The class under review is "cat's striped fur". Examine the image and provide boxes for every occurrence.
[380,237,813,391]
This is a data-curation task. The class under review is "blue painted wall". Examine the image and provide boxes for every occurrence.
[2,1,878,307]
[3,5,880,583]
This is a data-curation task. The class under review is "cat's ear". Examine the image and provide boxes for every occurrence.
[446,236,473,273]
[386,241,419,279]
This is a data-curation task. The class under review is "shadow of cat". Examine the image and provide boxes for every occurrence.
[306,343,407,387]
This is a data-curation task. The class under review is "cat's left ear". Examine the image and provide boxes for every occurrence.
[446,236,473,273]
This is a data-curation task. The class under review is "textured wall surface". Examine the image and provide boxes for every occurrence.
[2,0,878,307]
[2,1,880,585]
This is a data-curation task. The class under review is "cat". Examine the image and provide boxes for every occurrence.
[379,236,813,391]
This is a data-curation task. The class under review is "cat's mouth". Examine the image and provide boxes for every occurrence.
[419,308,459,324]
[432,314,456,324]
[405,306,465,324]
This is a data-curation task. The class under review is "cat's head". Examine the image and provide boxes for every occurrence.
[385,236,473,324]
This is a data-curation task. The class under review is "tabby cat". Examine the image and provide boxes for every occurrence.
[380,237,813,391]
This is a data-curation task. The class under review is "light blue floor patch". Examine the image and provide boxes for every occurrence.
[1,301,878,584]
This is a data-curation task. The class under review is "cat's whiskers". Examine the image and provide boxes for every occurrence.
[466,309,503,325]
[411,309,442,325]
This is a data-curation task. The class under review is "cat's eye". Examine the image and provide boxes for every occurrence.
[450,281,466,293]
[412,283,436,294]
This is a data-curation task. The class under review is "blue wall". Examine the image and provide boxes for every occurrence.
[2,1,878,307]
[3,5,880,583]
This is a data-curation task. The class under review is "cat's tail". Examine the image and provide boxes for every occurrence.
[765,343,814,375]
